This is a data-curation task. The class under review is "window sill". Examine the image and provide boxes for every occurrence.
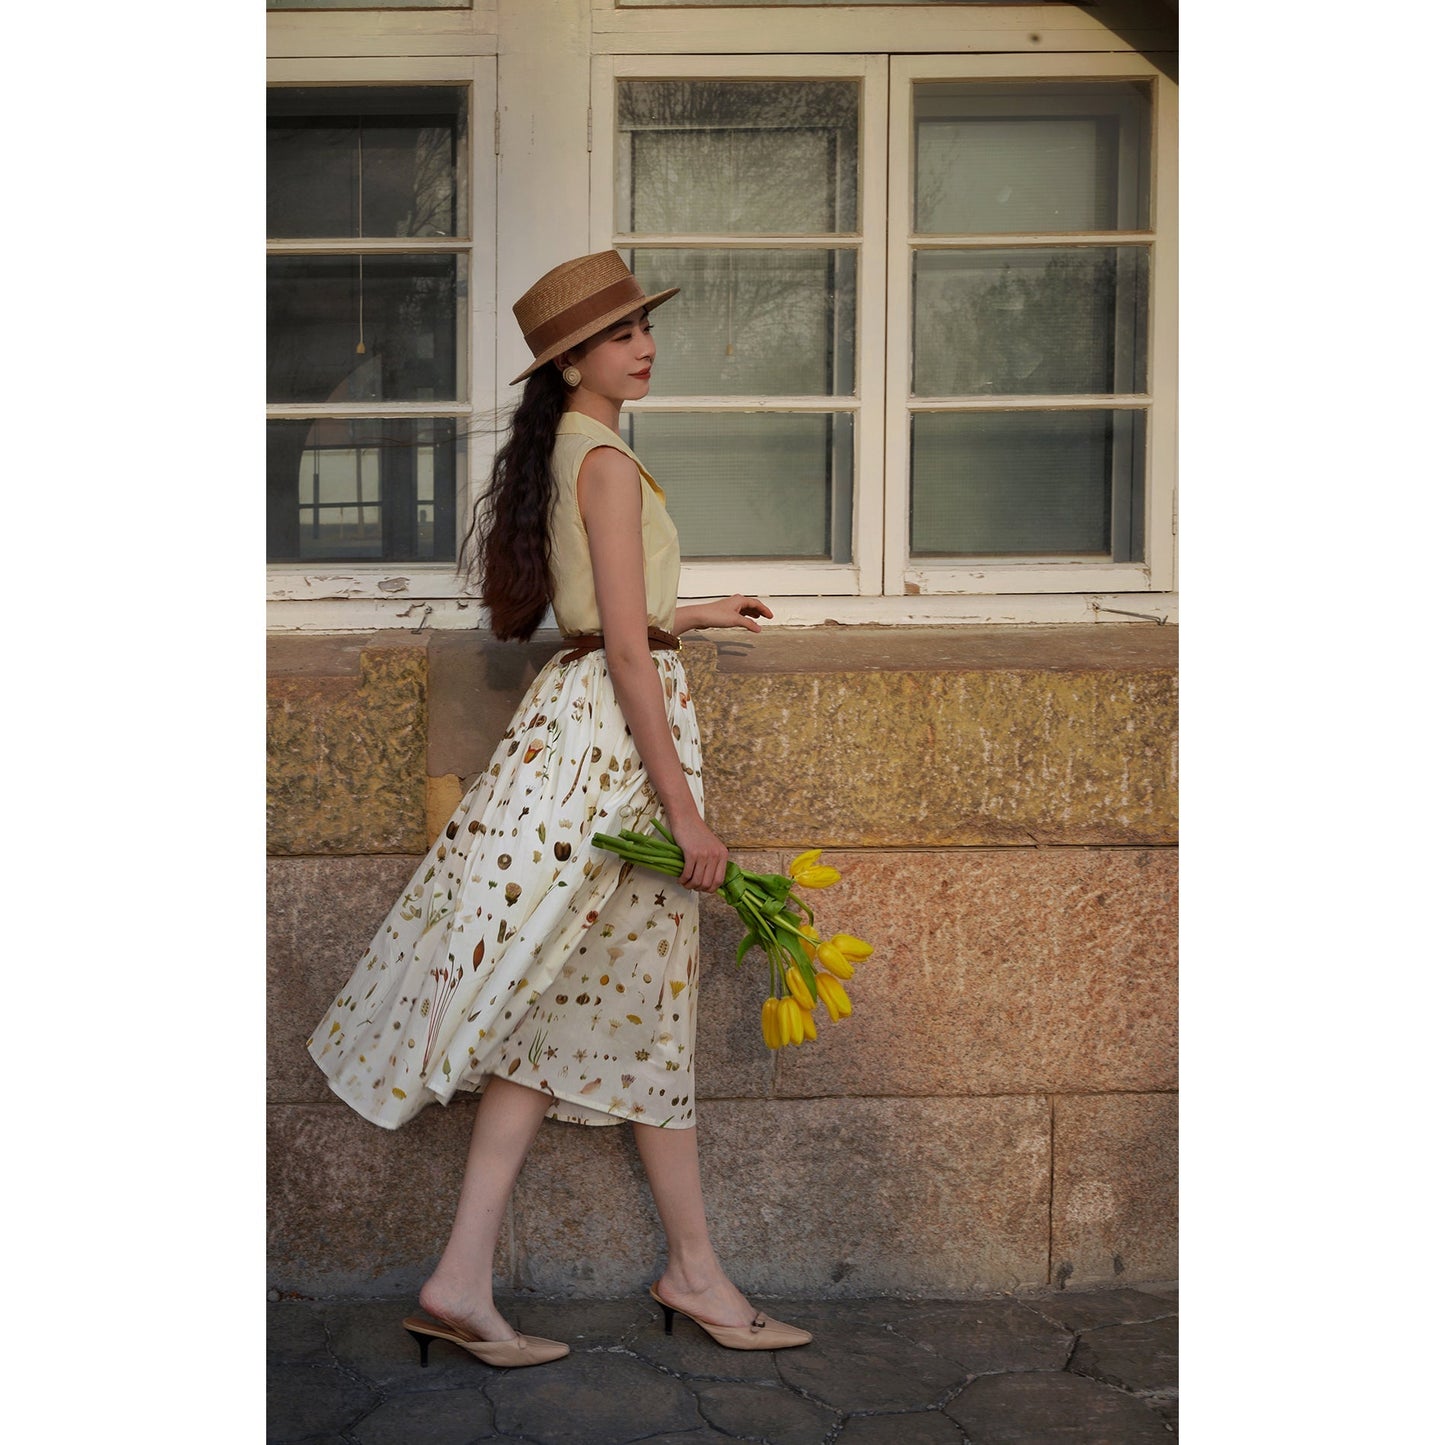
[265,580,1177,633]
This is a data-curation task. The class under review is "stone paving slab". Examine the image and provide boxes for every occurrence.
[1025,1287,1177,1334]
[267,1286,1178,1442]
[836,1412,964,1444]
[352,1391,497,1445]
[887,1298,1074,1374]
[1069,1315,1179,1394]
[267,1361,381,1443]
[694,1380,839,1443]
[489,1353,703,1444]
[945,1370,1173,1442]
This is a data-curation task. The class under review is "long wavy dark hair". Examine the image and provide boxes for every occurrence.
[462,366,568,640]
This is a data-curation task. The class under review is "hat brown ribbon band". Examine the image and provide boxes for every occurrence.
[524,276,647,355]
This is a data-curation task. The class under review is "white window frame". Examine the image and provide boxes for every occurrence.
[265,55,499,628]
[587,2,1179,57]
[266,5,496,61]
[591,53,889,601]
[887,51,1177,597]
[594,47,1176,609]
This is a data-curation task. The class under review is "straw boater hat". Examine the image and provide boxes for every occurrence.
[509,250,679,385]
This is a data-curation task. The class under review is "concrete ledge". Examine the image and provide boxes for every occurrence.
[698,629,1177,847]
[266,626,1178,855]
[707,624,1177,676]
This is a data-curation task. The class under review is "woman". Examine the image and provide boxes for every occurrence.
[307,251,811,1368]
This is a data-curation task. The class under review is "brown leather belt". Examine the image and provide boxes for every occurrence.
[559,626,681,665]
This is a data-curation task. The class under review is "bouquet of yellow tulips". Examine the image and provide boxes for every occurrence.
[591,821,872,1049]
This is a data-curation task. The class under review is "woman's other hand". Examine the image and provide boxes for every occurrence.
[669,812,730,893]
[676,595,774,634]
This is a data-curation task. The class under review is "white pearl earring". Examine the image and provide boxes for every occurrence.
[562,365,582,388]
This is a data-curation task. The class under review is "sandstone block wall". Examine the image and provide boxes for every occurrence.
[267,625,1177,1298]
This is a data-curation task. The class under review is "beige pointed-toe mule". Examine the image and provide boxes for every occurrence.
[403,1314,570,1368]
[648,1284,812,1350]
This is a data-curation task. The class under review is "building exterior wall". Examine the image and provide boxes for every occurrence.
[267,624,1177,1297]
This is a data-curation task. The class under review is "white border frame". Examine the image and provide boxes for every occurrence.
[266,3,498,60]
[265,54,499,626]
[885,50,1177,596]
[589,2,1179,56]
[591,52,888,599]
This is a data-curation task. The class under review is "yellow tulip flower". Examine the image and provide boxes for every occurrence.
[788,849,823,879]
[594,822,867,1049]
[792,865,842,889]
[778,996,806,1046]
[816,974,853,1022]
[815,941,855,981]
[760,996,782,1050]
[785,965,817,1009]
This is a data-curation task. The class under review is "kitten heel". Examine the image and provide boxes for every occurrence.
[646,1284,811,1352]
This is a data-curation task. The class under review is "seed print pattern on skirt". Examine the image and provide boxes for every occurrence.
[307,648,702,1131]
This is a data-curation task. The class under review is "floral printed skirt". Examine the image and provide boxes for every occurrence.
[307,648,702,1131]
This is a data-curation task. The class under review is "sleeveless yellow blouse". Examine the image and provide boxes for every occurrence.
[547,411,680,636]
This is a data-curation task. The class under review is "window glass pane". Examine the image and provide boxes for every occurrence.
[267,254,463,404]
[268,87,467,239]
[911,410,1144,560]
[628,248,855,396]
[623,413,853,561]
[913,247,1148,396]
[915,83,1150,234]
[268,418,459,563]
[618,81,858,234]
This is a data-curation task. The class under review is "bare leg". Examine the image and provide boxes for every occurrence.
[417,1077,553,1342]
[632,1122,756,1328]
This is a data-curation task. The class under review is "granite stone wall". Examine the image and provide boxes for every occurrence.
[267,626,1177,1298]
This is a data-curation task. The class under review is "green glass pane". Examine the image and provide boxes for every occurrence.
[628,249,855,396]
[913,247,1148,396]
[910,410,1144,560]
[623,412,853,561]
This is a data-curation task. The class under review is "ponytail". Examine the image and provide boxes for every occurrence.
[463,367,567,640]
